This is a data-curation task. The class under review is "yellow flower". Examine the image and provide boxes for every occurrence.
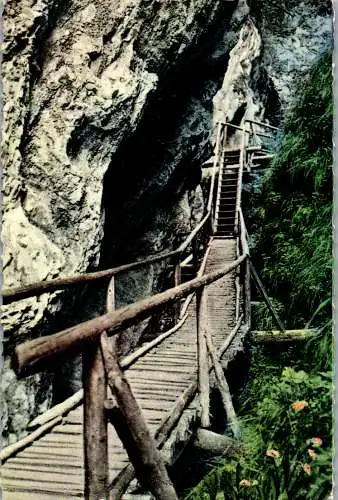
[291,401,309,412]
[303,464,311,475]
[239,479,251,487]
[311,437,323,447]
[266,449,280,458]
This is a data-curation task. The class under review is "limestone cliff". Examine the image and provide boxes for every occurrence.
[1,0,332,444]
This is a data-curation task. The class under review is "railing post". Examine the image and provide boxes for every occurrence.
[196,287,210,428]
[83,276,115,499]
[244,258,251,328]
[83,330,109,498]
[174,261,182,321]
[192,238,199,277]
[235,121,247,235]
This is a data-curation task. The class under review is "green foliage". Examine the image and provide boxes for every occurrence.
[251,299,285,331]
[253,50,332,327]
[186,364,332,500]
[185,52,332,500]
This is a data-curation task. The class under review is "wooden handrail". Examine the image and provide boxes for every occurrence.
[239,209,250,256]
[234,121,247,234]
[245,118,279,131]
[4,127,221,306]
[12,255,247,377]
[2,249,178,305]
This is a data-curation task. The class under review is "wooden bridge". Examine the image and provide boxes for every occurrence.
[1,120,281,499]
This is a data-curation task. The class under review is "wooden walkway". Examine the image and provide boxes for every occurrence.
[1,238,237,499]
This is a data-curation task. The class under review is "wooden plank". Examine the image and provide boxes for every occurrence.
[251,329,314,342]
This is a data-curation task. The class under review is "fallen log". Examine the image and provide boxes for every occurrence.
[251,329,314,343]
[193,428,244,456]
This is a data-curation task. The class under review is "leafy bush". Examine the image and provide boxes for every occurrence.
[185,51,332,500]
[186,366,332,500]
[253,50,332,327]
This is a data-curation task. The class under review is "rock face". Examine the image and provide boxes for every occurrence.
[2,0,332,444]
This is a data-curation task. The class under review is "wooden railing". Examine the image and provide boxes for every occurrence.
[2,117,281,500]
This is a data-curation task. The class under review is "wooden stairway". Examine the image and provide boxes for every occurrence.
[214,149,240,238]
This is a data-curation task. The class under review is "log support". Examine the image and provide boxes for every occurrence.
[205,329,240,439]
[83,344,108,499]
[251,329,314,343]
[250,263,285,332]
[100,332,178,500]
[196,288,210,428]
[193,428,243,456]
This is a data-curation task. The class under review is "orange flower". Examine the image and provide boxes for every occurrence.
[266,449,280,458]
[307,449,317,460]
[303,464,311,475]
[291,401,309,412]
[239,479,251,487]
[311,437,323,447]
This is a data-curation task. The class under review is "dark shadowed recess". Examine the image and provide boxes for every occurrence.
[98,4,239,268]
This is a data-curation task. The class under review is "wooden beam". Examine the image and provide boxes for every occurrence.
[0,417,62,462]
[83,276,113,499]
[205,330,240,439]
[108,381,198,497]
[193,428,244,455]
[207,122,222,212]
[100,332,178,500]
[250,262,285,333]
[12,255,246,377]
[251,329,314,342]
[196,289,210,428]
[245,118,279,131]
[3,249,179,305]
[218,314,244,359]
[82,343,108,499]
[27,390,83,429]
[244,259,251,327]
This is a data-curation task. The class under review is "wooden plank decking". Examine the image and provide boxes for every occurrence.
[1,238,238,499]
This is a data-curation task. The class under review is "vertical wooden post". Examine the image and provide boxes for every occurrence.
[244,258,251,328]
[83,346,108,499]
[174,263,181,287]
[192,238,199,277]
[174,263,181,322]
[196,287,210,428]
[83,276,115,499]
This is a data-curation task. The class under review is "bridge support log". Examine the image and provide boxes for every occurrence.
[108,381,198,497]
[83,344,108,500]
[205,330,240,439]
[194,429,244,456]
[250,263,285,332]
[100,332,178,500]
[196,289,210,428]
[251,329,314,343]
